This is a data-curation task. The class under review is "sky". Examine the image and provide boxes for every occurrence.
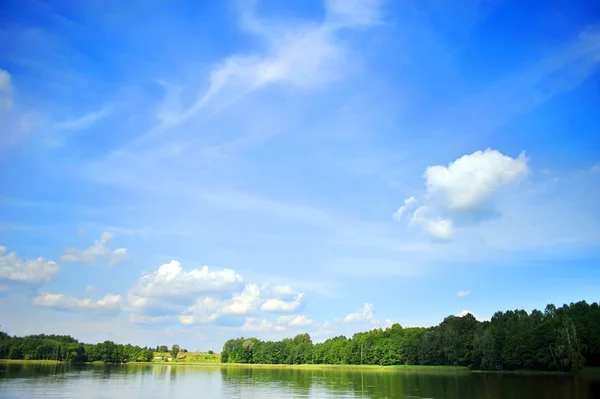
[0,0,599,351]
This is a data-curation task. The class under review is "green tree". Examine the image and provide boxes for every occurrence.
[170,344,180,359]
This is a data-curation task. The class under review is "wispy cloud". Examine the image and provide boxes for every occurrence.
[59,232,127,267]
[55,105,113,130]
[429,26,600,150]
[457,290,470,297]
[0,69,38,148]
[122,0,384,149]
[33,292,122,315]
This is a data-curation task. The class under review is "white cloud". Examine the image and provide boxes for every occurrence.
[271,284,297,297]
[276,315,314,327]
[202,0,382,101]
[0,245,59,284]
[397,149,528,239]
[392,196,416,220]
[424,217,454,240]
[33,292,122,314]
[424,149,528,211]
[455,309,487,321]
[178,296,224,325]
[409,206,454,240]
[241,317,277,332]
[55,105,113,130]
[343,303,374,323]
[457,290,470,297]
[177,284,304,326]
[382,319,394,328]
[126,258,305,326]
[223,284,261,315]
[123,0,383,149]
[60,232,127,266]
[0,284,9,292]
[128,260,242,307]
[260,293,303,313]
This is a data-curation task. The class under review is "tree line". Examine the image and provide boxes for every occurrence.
[0,332,155,363]
[221,300,600,371]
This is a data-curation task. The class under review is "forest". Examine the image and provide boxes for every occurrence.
[221,300,600,371]
[0,333,155,363]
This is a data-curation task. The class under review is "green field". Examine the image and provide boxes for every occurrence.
[152,352,221,363]
[0,359,64,365]
[132,360,469,372]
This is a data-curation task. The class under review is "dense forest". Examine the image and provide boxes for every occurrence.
[221,300,600,372]
[0,332,155,363]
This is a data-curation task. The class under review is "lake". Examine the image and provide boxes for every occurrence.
[1,363,599,399]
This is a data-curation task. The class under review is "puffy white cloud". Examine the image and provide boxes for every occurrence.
[396,149,528,239]
[60,232,127,266]
[241,317,279,332]
[424,149,528,211]
[424,218,454,240]
[223,284,261,315]
[125,258,305,326]
[276,315,314,327]
[260,293,303,313]
[178,297,223,325]
[0,245,59,284]
[33,292,122,314]
[457,290,470,297]
[178,284,304,326]
[128,260,242,307]
[343,303,374,323]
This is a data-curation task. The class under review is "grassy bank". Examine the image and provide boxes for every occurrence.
[0,359,64,365]
[126,362,469,372]
[4,358,597,376]
[152,351,221,363]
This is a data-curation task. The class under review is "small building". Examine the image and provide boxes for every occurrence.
[154,356,164,360]
[167,358,173,362]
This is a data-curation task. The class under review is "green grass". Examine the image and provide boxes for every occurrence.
[126,361,469,372]
[151,352,221,364]
[0,359,64,365]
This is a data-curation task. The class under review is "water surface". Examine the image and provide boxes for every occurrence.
[1,363,599,398]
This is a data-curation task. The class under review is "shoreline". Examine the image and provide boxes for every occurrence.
[3,359,598,375]
[0,359,64,365]
[128,362,473,373]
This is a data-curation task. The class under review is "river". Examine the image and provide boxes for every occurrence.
[1,363,599,398]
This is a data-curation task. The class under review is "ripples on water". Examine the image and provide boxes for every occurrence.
[1,363,599,398]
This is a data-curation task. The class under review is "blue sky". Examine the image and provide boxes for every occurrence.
[1,0,599,351]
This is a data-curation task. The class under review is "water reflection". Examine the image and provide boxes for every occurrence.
[219,366,600,399]
[1,362,599,399]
